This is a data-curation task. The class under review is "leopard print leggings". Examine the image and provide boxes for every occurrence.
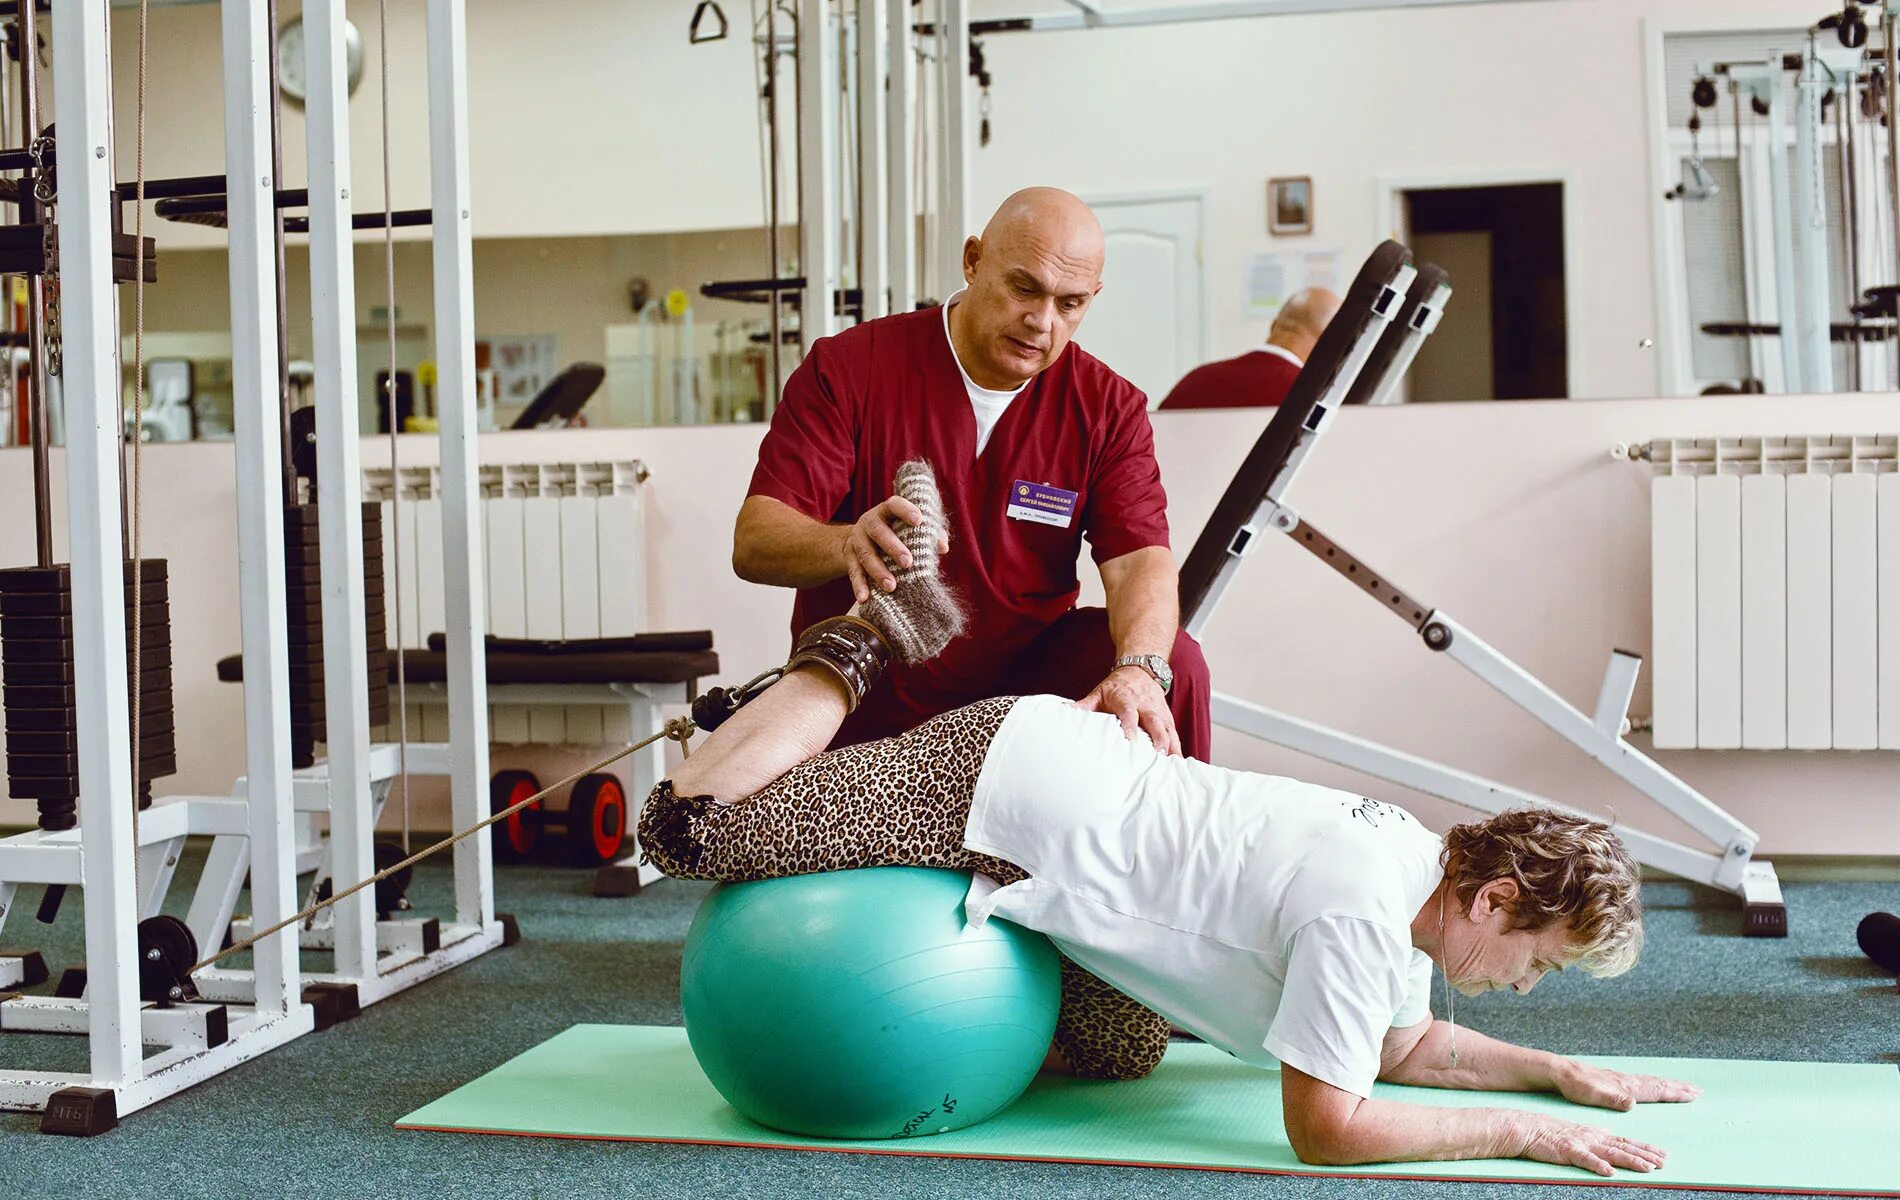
[639,694,1172,1081]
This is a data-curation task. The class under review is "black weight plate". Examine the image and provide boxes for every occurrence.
[1,627,174,656]
[0,659,171,691]
[6,776,79,801]
[8,643,179,670]
[7,738,178,775]
[0,560,164,594]
[4,705,176,736]
[6,727,175,756]
[9,752,178,783]
[0,565,72,594]
[0,580,176,611]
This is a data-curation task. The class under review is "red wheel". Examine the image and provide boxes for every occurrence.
[490,769,543,863]
[565,774,627,866]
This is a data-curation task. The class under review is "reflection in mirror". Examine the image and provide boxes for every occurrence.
[75,229,805,444]
[1658,15,1899,395]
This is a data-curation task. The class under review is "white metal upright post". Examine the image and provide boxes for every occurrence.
[1755,62,1806,391]
[220,0,299,1014]
[799,0,840,349]
[937,0,971,293]
[857,0,890,321]
[1791,49,1834,393]
[887,0,916,311]
[301,0,377,980]
[426,0,495,927]
[51,0,141,1087]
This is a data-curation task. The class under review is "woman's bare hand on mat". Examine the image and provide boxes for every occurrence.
[1077,666,1180,756]
[1554,1061,1702,1111]
[840,496,950,602]
[1507,1112,1667,1177]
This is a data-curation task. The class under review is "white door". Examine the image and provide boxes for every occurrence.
[1080,193,1206,407]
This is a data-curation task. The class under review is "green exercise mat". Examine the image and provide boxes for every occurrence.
[397,1024,1900,1194]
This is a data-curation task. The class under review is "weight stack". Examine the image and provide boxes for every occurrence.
[0,559,177,831]
[284,503,391,769]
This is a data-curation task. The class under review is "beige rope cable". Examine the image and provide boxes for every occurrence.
[192,716,697,975]
[377,0,411,854]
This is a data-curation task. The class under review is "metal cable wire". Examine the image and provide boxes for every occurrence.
[130,0,151,871]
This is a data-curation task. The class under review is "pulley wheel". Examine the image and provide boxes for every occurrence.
[136,914,200,1007]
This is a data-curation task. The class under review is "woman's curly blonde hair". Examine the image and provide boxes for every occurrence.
[1441,808,1644,978]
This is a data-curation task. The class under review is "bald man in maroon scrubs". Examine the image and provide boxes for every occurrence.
[732,187,1211,759]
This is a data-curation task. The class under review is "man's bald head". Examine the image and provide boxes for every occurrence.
[1268,287,1341,361]
[950,188,1107,390]
[978,187,1106,272]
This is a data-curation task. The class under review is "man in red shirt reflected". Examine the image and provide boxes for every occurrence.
[733,187,1211,759]
[1159,287,1340,410]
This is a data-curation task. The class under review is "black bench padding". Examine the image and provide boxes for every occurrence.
[215,633,719,687]
[1343,262,1450,406]
[424,630,713,656]
[1176,240,1413,627]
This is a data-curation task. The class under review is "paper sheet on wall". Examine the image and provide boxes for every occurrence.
[1246,249,1341,319]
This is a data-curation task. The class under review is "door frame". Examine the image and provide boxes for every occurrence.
[1375,167,1579,400]
[1082,186,1213,383]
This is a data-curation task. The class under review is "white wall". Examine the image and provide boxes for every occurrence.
[4,393,1897,858]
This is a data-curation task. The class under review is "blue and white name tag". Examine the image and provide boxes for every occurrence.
[1006,480,1078,528]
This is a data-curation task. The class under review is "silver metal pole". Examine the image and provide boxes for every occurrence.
[857,0,889,321]
[765,2,784,411]
[939,0,970,290]
[54,0,144,1086]
[424,0,496,926]
[302,0,378,979]
[1792,49,1833,392]
[1838,67,1862,390]
[20,0,50,567]
[887,0,915,312]
[218,0,300,1017]
[798,0,839,351]
[267,0,295,501]
[1887,9,1900,290]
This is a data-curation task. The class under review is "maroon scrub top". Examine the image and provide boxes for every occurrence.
[747,304,1170,745]
[1158,348,1300,409]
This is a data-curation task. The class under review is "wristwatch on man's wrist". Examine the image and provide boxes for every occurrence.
[1114,653,1173,695]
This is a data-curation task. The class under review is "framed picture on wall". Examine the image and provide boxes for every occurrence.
[1268,176,1313,236]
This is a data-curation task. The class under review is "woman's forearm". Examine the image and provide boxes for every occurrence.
[1306,1096,1527,1166]
[1382,1019,1565,1093]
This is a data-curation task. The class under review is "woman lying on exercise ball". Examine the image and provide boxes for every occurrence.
[642,462,1698,1178]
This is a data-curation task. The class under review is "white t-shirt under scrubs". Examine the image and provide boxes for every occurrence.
[962,694,1444,1098]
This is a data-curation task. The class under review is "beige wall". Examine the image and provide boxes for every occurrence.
[4,393,1897,858]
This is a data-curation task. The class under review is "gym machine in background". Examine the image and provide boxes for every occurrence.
[0,0,505,1134]
[1662,2,1900,395]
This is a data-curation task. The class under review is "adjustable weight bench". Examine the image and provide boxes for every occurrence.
[1179,240,1785,937]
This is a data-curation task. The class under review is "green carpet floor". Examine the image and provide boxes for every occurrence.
[3,841,1896,1199]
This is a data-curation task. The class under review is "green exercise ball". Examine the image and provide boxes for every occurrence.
[680,866,1061,1140]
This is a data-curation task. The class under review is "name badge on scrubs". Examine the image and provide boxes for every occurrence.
[1006,481,1078,529]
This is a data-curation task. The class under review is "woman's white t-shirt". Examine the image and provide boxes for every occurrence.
[962,694,1444,1098]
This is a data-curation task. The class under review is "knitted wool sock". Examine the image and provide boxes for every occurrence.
[857,459,966,663]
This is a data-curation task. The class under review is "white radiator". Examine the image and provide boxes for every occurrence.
[1645,435,1899,750]
[363,459,651,746]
